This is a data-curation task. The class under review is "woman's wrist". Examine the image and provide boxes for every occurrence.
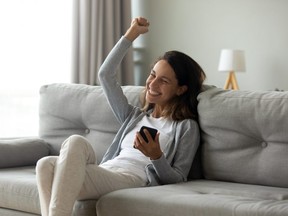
[150,152,163,161]
[124,27,140,42]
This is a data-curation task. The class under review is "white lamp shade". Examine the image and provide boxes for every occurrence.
[218,49,246,72]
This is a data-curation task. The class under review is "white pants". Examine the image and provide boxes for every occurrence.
[36,135,146,216]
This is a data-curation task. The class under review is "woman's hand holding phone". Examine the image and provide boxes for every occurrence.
[134,126,163,160]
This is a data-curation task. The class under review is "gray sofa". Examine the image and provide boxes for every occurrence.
[0,83,288,216]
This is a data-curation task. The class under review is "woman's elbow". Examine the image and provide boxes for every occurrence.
[98,68,105,81]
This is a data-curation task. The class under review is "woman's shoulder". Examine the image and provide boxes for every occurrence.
[175,118,199,132]
[177,118,198,126]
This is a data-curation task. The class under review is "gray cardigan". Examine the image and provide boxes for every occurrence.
[98,36,200,186]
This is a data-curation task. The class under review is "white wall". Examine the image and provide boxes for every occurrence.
[132,0,288,91]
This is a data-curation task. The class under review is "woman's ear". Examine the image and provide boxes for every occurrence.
[177,85,188,96]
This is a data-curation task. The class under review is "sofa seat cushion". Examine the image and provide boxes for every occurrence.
[0,208,39,216]
[197,86,288,187]
[0,166,40,215]
[0,166,99,216]
[96,180,288,216]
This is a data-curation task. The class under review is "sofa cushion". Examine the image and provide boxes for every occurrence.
[0,166,40,214]
[0,138,50,168]
[39,83,144,163]
[97,180,288,216]
[0,208,39,216]
[0,166,98,216]
[197,86,288,187]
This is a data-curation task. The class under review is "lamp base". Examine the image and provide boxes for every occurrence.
[224,71,239,90]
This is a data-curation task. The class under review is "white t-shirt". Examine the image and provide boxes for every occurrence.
[100,115,173,182]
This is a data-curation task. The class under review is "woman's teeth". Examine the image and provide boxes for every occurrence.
[149,90,160,96]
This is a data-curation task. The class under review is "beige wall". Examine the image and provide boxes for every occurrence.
[132,0,288,91]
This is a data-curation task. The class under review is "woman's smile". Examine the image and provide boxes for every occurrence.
[148,89,161,97]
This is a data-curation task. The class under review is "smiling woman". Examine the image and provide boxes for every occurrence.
[0,0,72,137]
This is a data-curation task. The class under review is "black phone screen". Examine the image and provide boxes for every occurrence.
[139,126,158,142]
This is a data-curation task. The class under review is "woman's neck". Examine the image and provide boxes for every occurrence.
[152,106,164,118]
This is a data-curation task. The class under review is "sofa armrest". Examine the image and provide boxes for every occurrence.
[0,137,50,168]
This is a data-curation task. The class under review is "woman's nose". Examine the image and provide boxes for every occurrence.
[149,78,158,88]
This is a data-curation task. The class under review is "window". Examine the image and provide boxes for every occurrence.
[0,0,72,137]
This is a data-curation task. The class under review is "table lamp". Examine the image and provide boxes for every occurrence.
[218,49,246,90]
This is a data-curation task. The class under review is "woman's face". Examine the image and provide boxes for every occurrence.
[145,60,187,109]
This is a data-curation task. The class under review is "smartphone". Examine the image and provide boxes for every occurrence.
[139,126,158,142]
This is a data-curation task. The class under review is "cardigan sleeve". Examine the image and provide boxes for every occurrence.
[98,36,134,124]
[147,119,200,185]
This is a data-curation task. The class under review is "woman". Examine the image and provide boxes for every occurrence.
[36,17,206,216]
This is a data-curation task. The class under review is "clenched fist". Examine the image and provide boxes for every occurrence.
[124,17,150,41]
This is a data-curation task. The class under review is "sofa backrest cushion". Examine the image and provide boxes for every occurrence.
[39,83,144,163]
[197,86,288,188]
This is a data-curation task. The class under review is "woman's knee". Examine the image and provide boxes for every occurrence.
[36,156,57,175]
[61,135,96,162]
[62,135,89,150]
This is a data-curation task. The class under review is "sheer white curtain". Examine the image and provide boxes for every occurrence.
[0,0,72,138]
[72,0,134,85]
